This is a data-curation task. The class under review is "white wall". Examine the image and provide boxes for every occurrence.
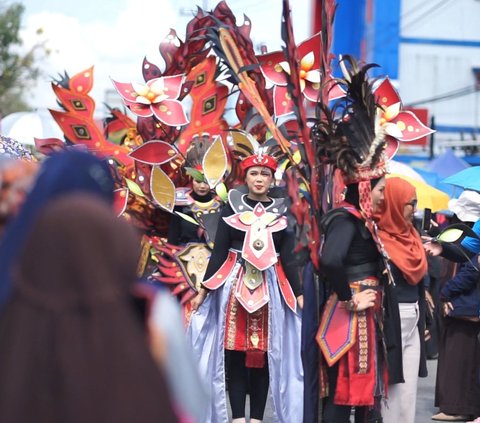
[398,0,480,143]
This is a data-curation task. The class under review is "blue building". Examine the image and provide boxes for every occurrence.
[332,0,480,160]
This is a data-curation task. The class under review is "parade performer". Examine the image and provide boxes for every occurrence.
[313,56,391,423]
[160,135,225,319]
[167,136,223,249]
[187,150,304,423]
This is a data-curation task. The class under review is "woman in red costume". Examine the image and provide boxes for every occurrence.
[188,151,304,423]
[314,57,391,423]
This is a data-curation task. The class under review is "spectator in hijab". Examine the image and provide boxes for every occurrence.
[0,150,178,423]
[0,150,115,308]
[375,177,429,423]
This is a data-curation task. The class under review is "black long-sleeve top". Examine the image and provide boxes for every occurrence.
[203,198,302,297]
[320,210,380,301]
[440,241,476,263]
[390,264,421,302]
[167,192,213,245]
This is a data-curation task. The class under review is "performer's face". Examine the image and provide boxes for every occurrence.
[245,166,273,198]
[192,179,210,196]
[371,176,386,213]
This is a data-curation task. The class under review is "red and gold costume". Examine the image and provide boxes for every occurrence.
[202,187,300,365]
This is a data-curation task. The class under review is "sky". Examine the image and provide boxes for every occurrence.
[18,0,312,114]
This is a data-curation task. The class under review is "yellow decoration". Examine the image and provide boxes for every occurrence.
[215,182,228,201]
[230,130,259,156]
[202,135,228,188]
[150,165,175,212]
[239,211,256,225]
[437,228,463,243]
[176,211,199,226]
[125,178,145,197]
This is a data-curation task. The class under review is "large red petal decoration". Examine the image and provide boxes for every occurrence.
[110,79,138,102]
[298,32,321,69]
[127,101,153,118]
[257,50,288,85]
[142,57,163,82]
[273,85,294,117]
[69,66,95,94]
[49,109,133,166]
[159,29,182,74]
[162,74,186,100]
[129,140,178,165]
[113,188,129,216]
[151,99,189,126]
[303,81,320,102]
[374,77,401,109]
[391,111,435,142]
[385,137,399,160]
[52,84,96,119]
[239,15,252,39]
[34,137,65,155]
[327,79,346,101]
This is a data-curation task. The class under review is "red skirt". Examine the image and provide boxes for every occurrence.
[318,278,387,406]
[224,276,269,368]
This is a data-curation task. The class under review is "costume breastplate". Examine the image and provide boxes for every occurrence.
[224,189,287,271]
[190,198,223,247]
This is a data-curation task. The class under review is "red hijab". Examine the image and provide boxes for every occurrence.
[375,177,427,285]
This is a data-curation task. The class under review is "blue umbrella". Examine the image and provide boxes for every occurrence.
[442,166,480,192]
[414,167,462,198]
[428,148,470,179]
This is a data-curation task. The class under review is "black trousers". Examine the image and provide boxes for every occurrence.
[226,350,269,420]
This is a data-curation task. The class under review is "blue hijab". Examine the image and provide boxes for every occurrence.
[0,150,114,308]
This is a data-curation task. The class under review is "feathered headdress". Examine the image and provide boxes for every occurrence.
[314,55,388,185]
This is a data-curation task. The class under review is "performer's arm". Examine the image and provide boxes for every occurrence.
[202,205,233,282]
[167,208,182,245]
[279,229,303,297]
[320,214,356,301]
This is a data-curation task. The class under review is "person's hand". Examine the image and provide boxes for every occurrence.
[191,288,208,312]
[425,290,435,313]
[424,329,432,342]
[296,295,304,310]
[423,239,443,256]
[442,301,454,317]
[346,289,377,312]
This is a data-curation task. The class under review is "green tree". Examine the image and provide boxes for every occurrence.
[0,2,46,117]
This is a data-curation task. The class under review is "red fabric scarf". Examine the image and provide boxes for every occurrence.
[375,177,428,285]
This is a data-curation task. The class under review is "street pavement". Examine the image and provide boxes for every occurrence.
[416,358,439,422]
[237,358,440,422]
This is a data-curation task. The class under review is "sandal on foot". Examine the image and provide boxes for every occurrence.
[431,413,470,422]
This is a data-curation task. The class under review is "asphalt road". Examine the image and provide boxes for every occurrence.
[235,358,440,422]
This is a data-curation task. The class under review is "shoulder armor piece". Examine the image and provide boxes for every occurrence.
[228,189,287,215]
